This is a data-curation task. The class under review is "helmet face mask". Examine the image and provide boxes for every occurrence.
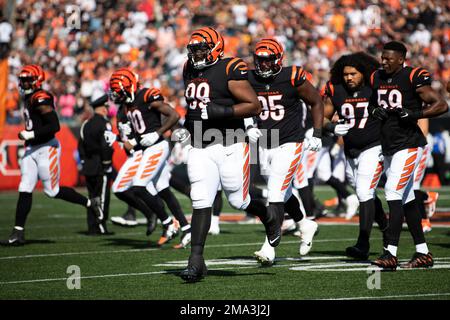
[187,27,224,70]
[187,42,212,69]
[18,65,45,95]
[253,38,284,78]
[109,68,138,104]
[254,54,281,78]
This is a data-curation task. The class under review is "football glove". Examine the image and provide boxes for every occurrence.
[324,121,350,136]
[104,131,117,147]
[140,132,160,147]
[247,127,263,143]
[118,122,132,136]
[18,130,35,141]
[306,128,322,151]
[372,107,389,121]
[201,102,234,120]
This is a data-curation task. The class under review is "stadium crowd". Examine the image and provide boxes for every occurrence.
[3,0,450,126]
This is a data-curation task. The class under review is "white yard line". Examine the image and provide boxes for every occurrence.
[323,292,450,300]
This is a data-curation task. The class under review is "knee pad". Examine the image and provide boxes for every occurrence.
[228,193,251,211]
[356,187,374,203]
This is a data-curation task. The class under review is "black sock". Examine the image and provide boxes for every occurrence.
[54,186,88,206]
[374,196,388,231]
[131,186,170,223]
[245,199,267,220]
[15,192,33,228]
[191,207,212,256]
[356,199,375,249]
[158,188,189,227]
[213,190,223,217]
[327,177,351,199]
[169,174,191,197]
[125,205,136,219]
[386,200,404,247]
[284,195,304,222]
[115,190,155,221]
[268,202,285,225]
[414,190,428,219]
[298,186,314,217]
[404,199,426,245]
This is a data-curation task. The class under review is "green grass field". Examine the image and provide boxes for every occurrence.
[0,187,450,300]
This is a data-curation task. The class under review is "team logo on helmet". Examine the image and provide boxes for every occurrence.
[18,65,46,95]
[253,38,284,78]
[187,27,224,69]
[109,68,140,104]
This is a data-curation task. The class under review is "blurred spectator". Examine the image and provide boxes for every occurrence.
[2,0,449,129]
[0,11,12,59]
[432,128,449,185]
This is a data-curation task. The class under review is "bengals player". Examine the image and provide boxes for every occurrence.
[1,65,103,246]
[370,41,448,269]
[109,68,180,244]
[322,52,388,260]
[246,38,322,266]
[179,27,264,282]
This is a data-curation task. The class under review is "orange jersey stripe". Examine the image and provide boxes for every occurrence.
[226,58,240,76]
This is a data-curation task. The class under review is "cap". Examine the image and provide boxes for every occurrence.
[91,94,109,109]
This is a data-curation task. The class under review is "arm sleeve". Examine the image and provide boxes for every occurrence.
[143,88,164,104]
[290,66,307,87]
[411,68,432,89]
[225,58,249,81]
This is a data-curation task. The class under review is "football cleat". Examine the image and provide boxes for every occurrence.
[425,191,439,218]
[371,250,398,270]
[89,197,104,223]
[421,219,432,233]
[299,219,318,256]
[324,197,339,207]
[345,245,369,261]
[1,228,25,246]
[401,252,433,269]
[146,213,157,236]
[263,210,281,247]
[281,218,297,235]
[180,255,208,283]
[208,216,220,235]
[344,194,359,220]
[173,230,192,249]
[111,210,138,227]
[157,220,179,246]
[254,246,275,267]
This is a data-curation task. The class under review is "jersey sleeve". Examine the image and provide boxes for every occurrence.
[143,88,164,104]
[31,91,54,109]
[225,57,249,81]
[290,66,307,87]
[410,67,432,89]
[322,81,334,98]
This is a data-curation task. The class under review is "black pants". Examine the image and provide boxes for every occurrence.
[85,175,111,232]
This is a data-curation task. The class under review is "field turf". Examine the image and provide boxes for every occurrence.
[0,186,449,301]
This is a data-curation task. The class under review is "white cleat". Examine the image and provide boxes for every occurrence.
[208,216,220,235]
[254,237,275,266]
[344,194,359,220]
[281,218,297,235]
[110,216,138,227]
[298,219,318,256]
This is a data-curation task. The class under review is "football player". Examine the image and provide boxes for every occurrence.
[246,38,322,265]
[370,41,448,269]
[322,52,389,260]
[1,65,103,246]
[179,27,267,282]
[109,68,181,244]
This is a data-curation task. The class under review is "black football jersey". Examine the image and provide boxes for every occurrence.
[248,66,307,148]
[183,57,248,147]
[123,87,164,148]
[325,82,381,158]
[370,66,429,155]
[23,89,58,146]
